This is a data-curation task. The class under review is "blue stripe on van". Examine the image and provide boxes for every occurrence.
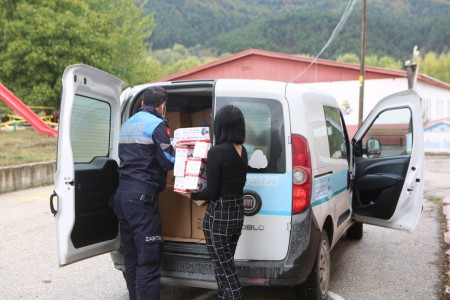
[244,173,292,216]
[258,210,292,216]
[310,170,348,207]
[244,170,347,215]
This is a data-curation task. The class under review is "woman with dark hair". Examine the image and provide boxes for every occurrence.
[191,104,248,299]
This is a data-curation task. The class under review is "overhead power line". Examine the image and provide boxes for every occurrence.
[289,0,358,83]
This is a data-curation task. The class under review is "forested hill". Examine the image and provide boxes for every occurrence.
[145,0,449,61]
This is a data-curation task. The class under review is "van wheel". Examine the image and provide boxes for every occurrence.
[347,222,363,240]
[296,230,330,300]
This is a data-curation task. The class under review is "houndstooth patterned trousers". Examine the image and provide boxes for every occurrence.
[203,196,244,300]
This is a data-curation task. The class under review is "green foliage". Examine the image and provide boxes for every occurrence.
[365,55,403,70]
[146,0,449,64]
[152,44,222,78]
[0,0,448,113]
[145,0,271,49]
[336,53,360,64]
[0,0,154,109]
[418,52,450,84]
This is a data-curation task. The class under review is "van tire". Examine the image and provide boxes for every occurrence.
[346,222,363,240]
[296,230,330,300]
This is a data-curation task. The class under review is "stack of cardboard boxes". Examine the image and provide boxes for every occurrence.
[159,108,211,241]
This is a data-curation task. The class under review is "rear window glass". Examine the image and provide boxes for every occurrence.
[216,97,285,173]
[71,95,111,163]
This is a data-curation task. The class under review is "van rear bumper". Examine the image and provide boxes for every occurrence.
[161,208,320,287]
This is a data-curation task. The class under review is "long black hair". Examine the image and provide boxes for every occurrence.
[214,105,246,145]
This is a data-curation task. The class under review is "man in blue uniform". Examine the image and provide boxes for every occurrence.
[114,86,175,300]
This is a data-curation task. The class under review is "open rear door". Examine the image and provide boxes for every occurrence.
[53,64,126,266]
[351,90,424,231]
[213,79,292,260]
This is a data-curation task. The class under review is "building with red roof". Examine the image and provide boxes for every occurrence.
[155,49,450,152]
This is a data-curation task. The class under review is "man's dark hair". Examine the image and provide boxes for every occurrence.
[142,86,168,107]
[214,105,246,145]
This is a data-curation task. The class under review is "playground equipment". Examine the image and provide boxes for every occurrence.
[0,83,58,137]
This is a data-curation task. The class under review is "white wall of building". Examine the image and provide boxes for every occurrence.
[417,81,450,122]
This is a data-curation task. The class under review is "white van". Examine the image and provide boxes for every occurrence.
[51,64,424,299]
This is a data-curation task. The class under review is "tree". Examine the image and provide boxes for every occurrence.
[152,44,218,79]
[336,53,360,64]
[418,52,450,84]
[0,0,155,109]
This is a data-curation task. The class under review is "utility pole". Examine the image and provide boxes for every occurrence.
[358,0,367,127]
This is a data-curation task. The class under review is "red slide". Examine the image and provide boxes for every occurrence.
[0,83,58,137]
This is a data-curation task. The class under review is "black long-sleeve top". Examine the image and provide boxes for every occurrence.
[191,143,248,201]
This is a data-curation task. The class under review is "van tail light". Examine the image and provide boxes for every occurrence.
[291,134,312,215]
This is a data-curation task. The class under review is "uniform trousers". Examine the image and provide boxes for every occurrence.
[115,187,164,300]
[203,196,244,300]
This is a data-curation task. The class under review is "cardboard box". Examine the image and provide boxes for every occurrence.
[158,189,191,238]
[191,201,208,239]
[166,170,175,187]
[185,158,207,177]
[166,112,192,137]
[191,107,211,127]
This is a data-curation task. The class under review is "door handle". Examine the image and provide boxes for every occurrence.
[50,191,58,216]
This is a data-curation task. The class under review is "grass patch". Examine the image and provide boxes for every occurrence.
[434,196,450,299]
[0,128,57,167]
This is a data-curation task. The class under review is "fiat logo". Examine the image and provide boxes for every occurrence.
[243,190,262,216]
[244,194,256,210]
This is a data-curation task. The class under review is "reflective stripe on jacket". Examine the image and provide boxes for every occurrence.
[118,106,175,196]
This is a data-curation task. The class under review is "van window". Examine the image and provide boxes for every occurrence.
[216,97,286,173]
[323,106,347,160]
[362,107,412,158]
[70,95,111,163]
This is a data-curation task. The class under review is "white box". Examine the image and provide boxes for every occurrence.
[184,176,207,192]
[174,145,194,177]
[176,145,194,158]
[174,176,189,193]
[174,158,187,177]
[193,141,211,159]
[173,127,211,145]
[174,175,207,193]
[185,158,207,177]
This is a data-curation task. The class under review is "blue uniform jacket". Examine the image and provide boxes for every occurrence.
[118,106,175,196]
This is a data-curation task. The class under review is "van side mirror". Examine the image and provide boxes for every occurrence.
[365,137,382,158]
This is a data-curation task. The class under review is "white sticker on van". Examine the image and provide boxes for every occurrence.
[314,177,333,203]
[248,149,268,169]
[311,171,348,206]
[246,174,280,187]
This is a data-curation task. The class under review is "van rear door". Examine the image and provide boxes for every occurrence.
[351,90,424,231]
[213,79,291,260]
[53,64,126,266]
